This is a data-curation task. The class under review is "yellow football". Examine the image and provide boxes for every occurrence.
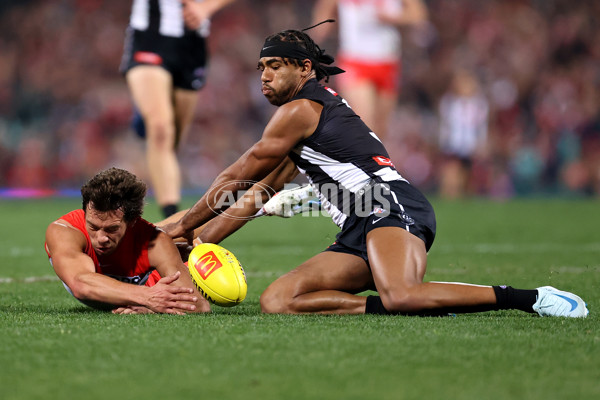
[187,243,247,307]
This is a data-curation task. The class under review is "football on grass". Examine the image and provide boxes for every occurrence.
[188,243,247,307]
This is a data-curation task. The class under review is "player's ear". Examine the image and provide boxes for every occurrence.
[301,59,312,76]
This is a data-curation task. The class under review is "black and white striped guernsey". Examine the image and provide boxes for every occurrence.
[129,0,210,38]
[288,79,407,228]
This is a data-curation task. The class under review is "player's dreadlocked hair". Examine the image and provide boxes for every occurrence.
[81,167,147,223]
[260,21,344,82]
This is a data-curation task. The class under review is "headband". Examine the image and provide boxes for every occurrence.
[259,40,345,80]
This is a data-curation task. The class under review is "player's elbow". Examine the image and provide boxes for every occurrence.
[66,275,98,302]
[68,279,92,301]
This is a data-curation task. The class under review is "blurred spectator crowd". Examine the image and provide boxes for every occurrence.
[1,0,599,198]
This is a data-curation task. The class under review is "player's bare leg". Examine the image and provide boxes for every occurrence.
[373,90,398,142]
[127,66,181,213]
[260,251,374,314]
[338,82,396,142]
[339,82,378,134]
[366,227,496,313]
[173,88,198,147]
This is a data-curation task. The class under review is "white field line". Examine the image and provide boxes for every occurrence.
[1,265,598,284]
[0,271,286,284]
[433,242,600,254]
[2,242,598,283]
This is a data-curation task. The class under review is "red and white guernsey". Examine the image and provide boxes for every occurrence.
[338,0,403,63]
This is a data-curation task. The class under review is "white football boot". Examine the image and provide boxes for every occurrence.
[532,286,589,318]
[261,184,317,218]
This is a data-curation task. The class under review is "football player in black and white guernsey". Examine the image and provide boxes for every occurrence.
[163,24,588,318]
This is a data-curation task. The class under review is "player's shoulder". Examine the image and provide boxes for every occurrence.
[45,216,88,255]
[130,217,162,241]
[46,210,83,234]
[269,98,321,140]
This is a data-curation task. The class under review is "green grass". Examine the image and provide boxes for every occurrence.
[1,197,599,400]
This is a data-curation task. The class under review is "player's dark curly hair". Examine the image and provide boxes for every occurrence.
[81,167,147,223]
[265,29,333,82]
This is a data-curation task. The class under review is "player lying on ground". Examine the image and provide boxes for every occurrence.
[161,25,588,318]
[45,167,211,315]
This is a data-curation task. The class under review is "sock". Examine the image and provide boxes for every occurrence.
[493,285,537,313]
[162,204,179,218]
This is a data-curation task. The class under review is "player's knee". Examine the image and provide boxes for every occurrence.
[379,290,422,313]
[145,118,175,148]
[259,285,291,314]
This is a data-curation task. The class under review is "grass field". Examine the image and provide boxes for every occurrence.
[1,197,599,400]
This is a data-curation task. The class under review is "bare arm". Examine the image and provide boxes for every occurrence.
[156,158,298,245]
[181,0,236,30]
[311,0,339,43]
[197,157,299,244]
[378,0,428,27]
[163,99,320,239]
[46,221,200,314]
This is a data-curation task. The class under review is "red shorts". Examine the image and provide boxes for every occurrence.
[145,269,162,287]
[336,56,401,94]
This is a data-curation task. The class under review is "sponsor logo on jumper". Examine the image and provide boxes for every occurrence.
[373,156,394,167]
[324,87,338,96]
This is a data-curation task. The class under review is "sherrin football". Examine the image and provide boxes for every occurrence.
[187,243,247,307]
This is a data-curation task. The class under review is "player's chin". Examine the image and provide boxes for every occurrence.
[263,93,283,106]
[94,245,115,256]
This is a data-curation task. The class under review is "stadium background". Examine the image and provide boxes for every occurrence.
[0,0,599,198]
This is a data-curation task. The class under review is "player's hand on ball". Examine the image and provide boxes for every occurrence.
[145,271,199,314]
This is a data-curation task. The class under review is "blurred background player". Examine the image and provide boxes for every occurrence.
[438,68,490,198]
[311,0,428,142]
[45,167,210,314]
[120,0,236,218]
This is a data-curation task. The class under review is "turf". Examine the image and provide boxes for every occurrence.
[1,197,599,400]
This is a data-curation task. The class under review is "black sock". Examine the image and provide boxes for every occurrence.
[162,204,179,218]
[493,285,537,313]
[366,288,539,317]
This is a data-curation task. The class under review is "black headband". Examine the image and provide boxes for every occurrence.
[259,40,345,81]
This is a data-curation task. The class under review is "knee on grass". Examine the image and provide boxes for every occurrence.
[259,287,295,314]
[379,290,427,313]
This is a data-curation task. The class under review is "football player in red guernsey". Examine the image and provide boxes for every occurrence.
[45,167,210,314]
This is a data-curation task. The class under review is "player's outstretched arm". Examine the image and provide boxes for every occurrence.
[197,157,300,243]
[157,157,299,246]
[46,221,199,314]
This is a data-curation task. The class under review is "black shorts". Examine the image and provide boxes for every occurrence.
[325,180,436,264]
[120,27,208,90]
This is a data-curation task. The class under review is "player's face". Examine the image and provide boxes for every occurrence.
[258,57,305,106]
[85,205,128,256]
